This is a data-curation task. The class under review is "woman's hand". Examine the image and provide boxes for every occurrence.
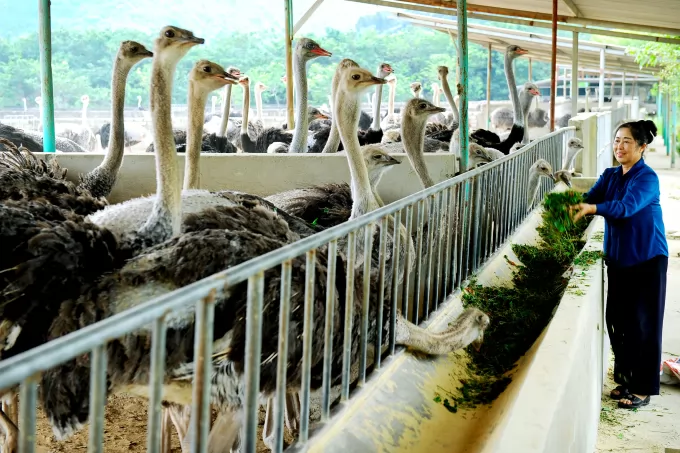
[569,203,597,222]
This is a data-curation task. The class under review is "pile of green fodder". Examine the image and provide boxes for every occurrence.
[436,190,600,411]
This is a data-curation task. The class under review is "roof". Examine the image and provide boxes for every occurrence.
[396,12,659,75]
[348,0,680,37]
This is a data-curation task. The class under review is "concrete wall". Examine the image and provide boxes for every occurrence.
[41,152,458,205]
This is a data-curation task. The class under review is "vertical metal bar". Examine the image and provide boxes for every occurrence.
[389,212,402,356]
[443,186,454,295]
[528,57,533,81]
[243,274,264,453]
[18,375,38,453]
[401,205,413,317]
[147,317,168,453]
[486,42,492,129]
[455,184,465,288]
[274,261,293,444]
[299,250,316,441]
[413,199,425,324]
[425,195,437,317]
[671,92,676,169]
[38,0,56,153]
[284,0,295,129]
[457,0,469,171]
[549,0,558,132]
[359,224,374,384]
[320,242,336,421]
[471,176,482,272]
[87,344,107,453]
[375,217,388,368]
[572,32,579,118]
[434,191,446,308]
[341,232,356,401]
[563,67,568,100]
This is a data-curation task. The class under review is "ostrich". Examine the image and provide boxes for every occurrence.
[217,66,242,137]
[321,61,392,154]
[287,38,331,153]
[0,40,154,205]
[553,137,585,188]
[380,75,399,131]
[469,45,529,154]
[37,62,488,453]
[528,158,557,207]
[410,81,422,98]
[55,94,97,151]
[183,60,239,189]
[0,26,205,448]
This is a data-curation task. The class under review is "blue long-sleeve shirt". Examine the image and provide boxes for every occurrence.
[584,158,668,267]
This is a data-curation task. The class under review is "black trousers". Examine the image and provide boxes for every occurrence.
[606,254,668,396]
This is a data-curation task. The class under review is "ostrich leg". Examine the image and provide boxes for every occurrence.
[262,392,300,450]
[0,400,18,453]
[181,409,241,453]
[166,404,192,452]
[160,407,173,453]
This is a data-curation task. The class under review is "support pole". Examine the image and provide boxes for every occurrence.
[562,66,568,99]
[667,91,672,156]
[571,31,578,116]
[38,0,55,153]
[457,0,469,171]
[621,71,626,103]
[528,57,532,81]
[549,0,557,132]
[486,42,492,129]
[284,0,295,130]
[598,48,605,110]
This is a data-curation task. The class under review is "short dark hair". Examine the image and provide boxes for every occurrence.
[615,119,658,147]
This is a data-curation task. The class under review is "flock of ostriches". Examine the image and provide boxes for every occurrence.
[0,26,585,453]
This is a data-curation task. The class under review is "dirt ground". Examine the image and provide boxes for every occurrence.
[595,147,680,453]
[30,393,293,453]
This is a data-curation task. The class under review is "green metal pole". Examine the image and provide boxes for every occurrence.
[457,0,469,172]
[38,0,56,153]
[667,91,672,156]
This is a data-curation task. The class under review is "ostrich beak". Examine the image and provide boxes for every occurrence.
[181,35,205,45]
[311,47,332,57]
[371,76,387,85]
[316,113,330,120]
[430,106,447,114]
[549,173,557,182]
[384,155,401,166]
[471,333,484,352]
[515,47,529,55]
[141,49,154,58]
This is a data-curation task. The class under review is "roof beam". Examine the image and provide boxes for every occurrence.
[560,0,582,17]
[345,0,680,37]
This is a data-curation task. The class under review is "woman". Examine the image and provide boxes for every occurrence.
[570,119,668,409]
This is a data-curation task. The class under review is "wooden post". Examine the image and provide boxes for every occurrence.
[571,31,579,116]
[486,42,492,129]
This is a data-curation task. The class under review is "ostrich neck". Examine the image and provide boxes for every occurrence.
[440,74,460,121]
[370,68,384,130]
[336,93,380,217]
[505,53,522,124]
[217,85,232,137]
[387,84,395,116]
[527,171,540,203]
[183,81,209,189]
[97,61,133,176]
[241,85,250,135]
[520,92,534,144]
[255,89,263,122]
[146,58,182,237]
[289,54,310,153]
[402,117,433,188]
[81,101,88,125]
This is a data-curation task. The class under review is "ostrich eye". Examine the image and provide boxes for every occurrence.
[131,46,138,52]
[373,154,381,160]
[164,29,175,38]
[419,103,427,109]
[203,66,211,72]
[351,74,360,81]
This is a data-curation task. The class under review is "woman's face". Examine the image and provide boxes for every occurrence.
[613,127,644,166]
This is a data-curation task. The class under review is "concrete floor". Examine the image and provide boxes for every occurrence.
[595,143,680,453]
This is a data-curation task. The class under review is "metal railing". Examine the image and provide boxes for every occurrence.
[0,127,573,453]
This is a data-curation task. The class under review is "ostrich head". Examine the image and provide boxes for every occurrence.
[340,67,387,94]
[469,308,491,351]
[296,37,332,61]
[226,67,241,78]
[523,82,541,97]
[468,143,496,166]
[238,75,251,87]
[255,81,267,94]
[410,82,422,97]
[155,25,204,60]
[190,60,239,92]
[363,145,401,177]
[119,40,153,65]
[308,107,329,122]
[403,98,445,126]
[80,94,90,105]
[378,63,393,78]
[567,137,584,152]
[530,158,556,182]
[507,44,529,58]
[553,170,573,187]
[280,74,287,83]
[436,65,449,80]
